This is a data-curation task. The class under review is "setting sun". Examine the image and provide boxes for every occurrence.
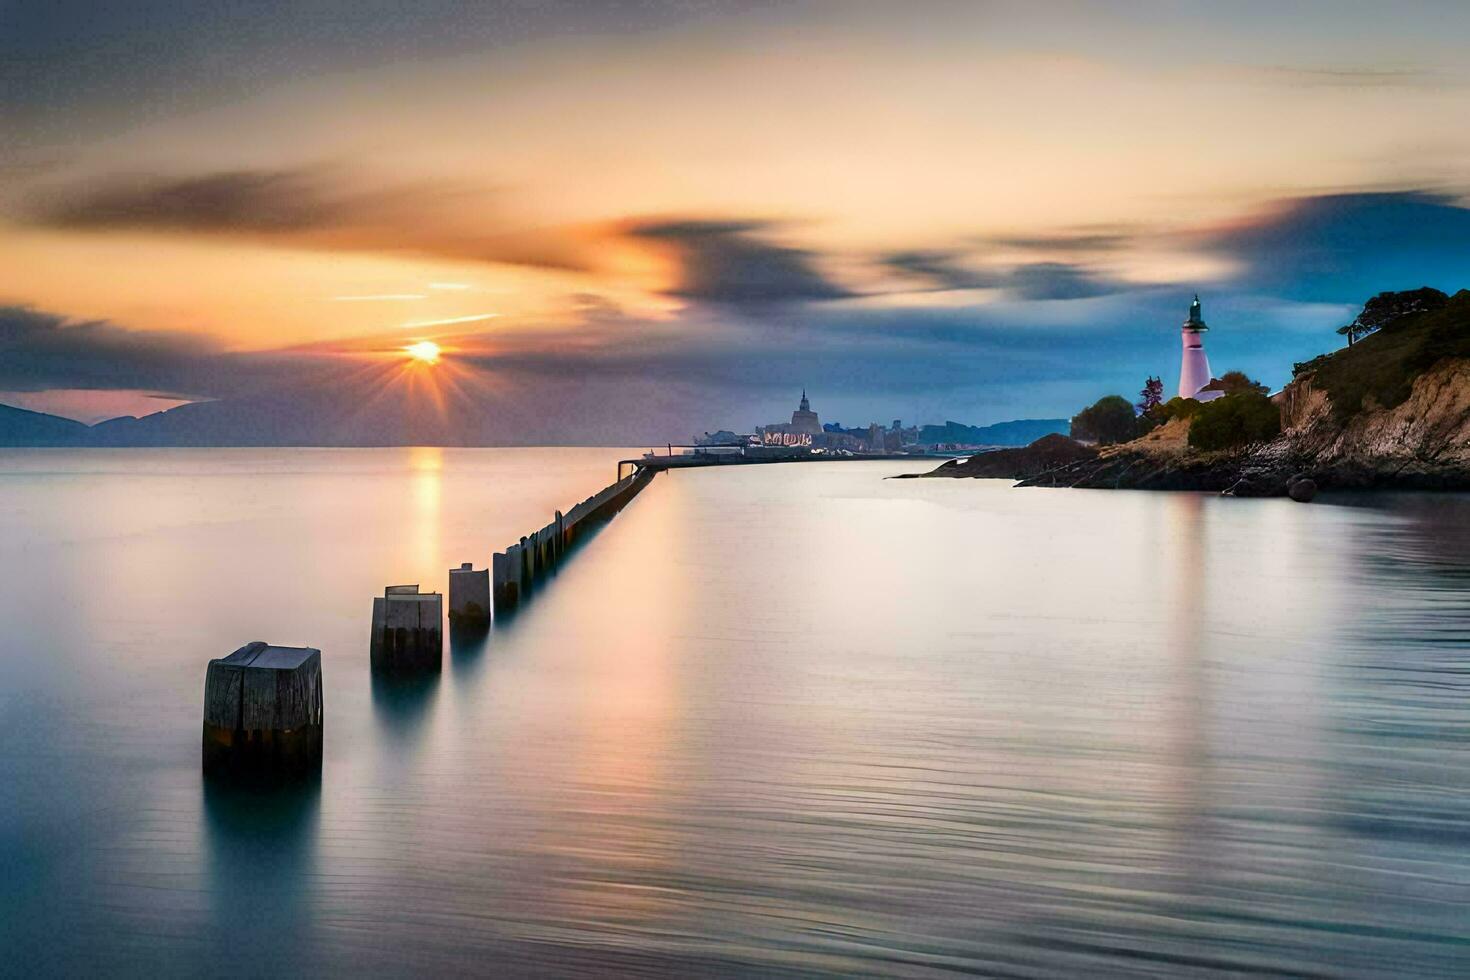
[404,340,441,364]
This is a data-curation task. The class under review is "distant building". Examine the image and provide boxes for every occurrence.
[1179,295,1224,402]
[759,389,823,446]
[789,389,822,437]
[696,429,745,446]
[868,423,885,453]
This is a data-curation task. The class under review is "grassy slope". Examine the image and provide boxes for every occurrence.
[1294,289,1470,420]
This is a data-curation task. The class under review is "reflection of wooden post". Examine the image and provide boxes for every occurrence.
[370,585,442,672]
[202,642,323,779]
[449,563,490,626]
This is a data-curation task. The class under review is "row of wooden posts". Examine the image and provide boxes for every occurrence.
[492,467,655,614]
[201,464,657,781]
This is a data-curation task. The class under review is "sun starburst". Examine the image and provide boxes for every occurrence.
[404,340,441,364]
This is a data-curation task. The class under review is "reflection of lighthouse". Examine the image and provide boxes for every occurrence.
[1178,295,1222,401]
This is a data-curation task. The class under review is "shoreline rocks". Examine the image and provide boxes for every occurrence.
[899,433,1098,481]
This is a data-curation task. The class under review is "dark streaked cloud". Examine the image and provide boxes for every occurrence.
[23,165,601,272]
[0,304,344,402]
[882,250,1002,290]
[986,230,1136,253]
[883,241,1141,301]
[1194,191,1470,303]
[1256,65,1439,88]
[0,305,221,393]
[1006,262,1128,301]
[627,219,853,306]
[35,168,359,233]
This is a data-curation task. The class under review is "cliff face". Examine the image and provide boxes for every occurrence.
[1284,357,1470,486]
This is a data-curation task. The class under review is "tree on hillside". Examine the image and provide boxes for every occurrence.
[1337,287,1449,346]
[1136,376,1164,415]
[1187,392,1281,451]
[1156,396,1202,422]
[1071,395,1139,445]
[1209,370,1269,395]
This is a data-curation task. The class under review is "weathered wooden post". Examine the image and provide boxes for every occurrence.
[369,585,443,671]
[448,562,491,626]
[492,550,519,615]
[202,641,323,779]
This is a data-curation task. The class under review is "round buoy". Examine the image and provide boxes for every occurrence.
[1288,478,1317,503]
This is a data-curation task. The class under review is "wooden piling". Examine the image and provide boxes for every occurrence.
[449,562,491,626]
[202,641,323,779]
[487,465,656,619]
[370,585,443,672]
[492,550,519,614]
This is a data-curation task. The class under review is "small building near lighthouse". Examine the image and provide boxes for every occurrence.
[1178,295,1224,402]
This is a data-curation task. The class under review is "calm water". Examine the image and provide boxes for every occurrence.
[2,449,1469,977]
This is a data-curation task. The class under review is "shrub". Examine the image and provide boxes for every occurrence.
[1070,395,1138,445]
[1212,370,1269,395]
[1154,397,1201,422]
[1187,392,1282,451]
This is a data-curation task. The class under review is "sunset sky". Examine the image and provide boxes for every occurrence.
[5,1,1470,435]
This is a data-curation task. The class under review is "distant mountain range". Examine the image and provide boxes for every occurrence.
[0,397,1069,449]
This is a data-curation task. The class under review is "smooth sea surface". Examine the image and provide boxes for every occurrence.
[2,448,1469,977]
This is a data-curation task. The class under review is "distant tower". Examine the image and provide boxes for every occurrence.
[789,388,822,436]
[1178,295,1220,401]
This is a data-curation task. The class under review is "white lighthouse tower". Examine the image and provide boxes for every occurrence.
[1178,295,1221,401]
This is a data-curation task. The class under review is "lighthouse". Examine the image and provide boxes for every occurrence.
[1178,295,1222,402]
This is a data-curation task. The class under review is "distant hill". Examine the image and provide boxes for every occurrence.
[917,418,1068,446]
[0,403,90,446]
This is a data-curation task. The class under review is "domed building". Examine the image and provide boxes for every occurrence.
[788,389,822,437]
[758,389,826,447]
